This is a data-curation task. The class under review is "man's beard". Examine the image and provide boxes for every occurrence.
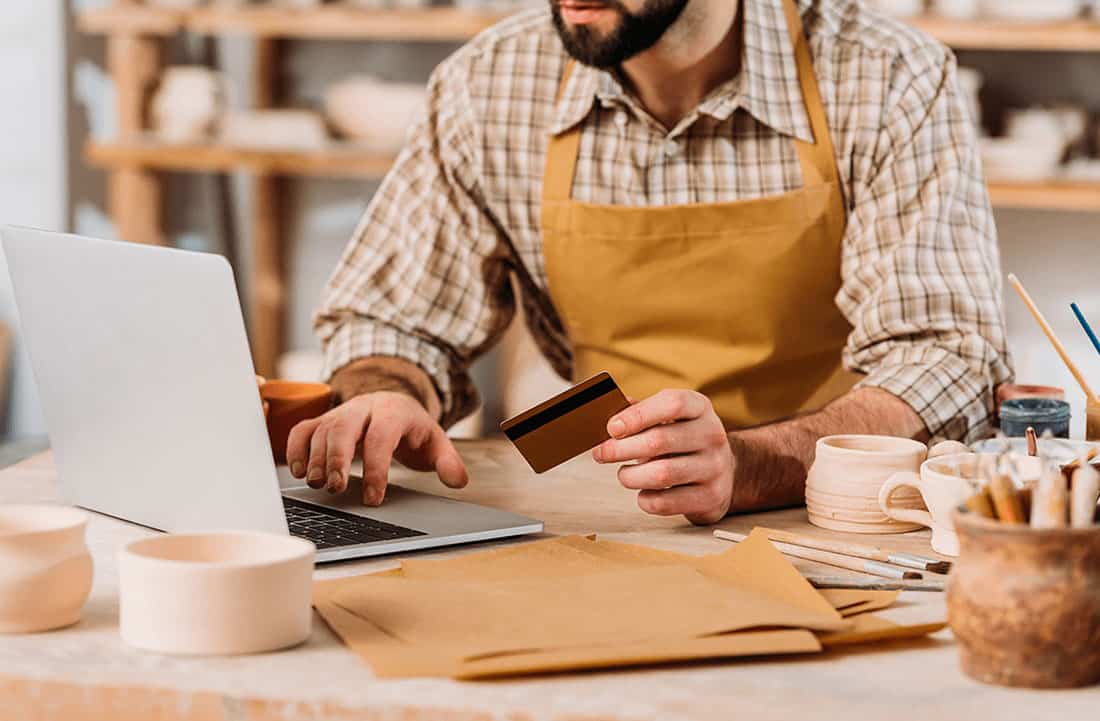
[551,0,691,69]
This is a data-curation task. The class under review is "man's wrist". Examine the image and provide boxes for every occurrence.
[726,431,809,513]
[328,357,443,421]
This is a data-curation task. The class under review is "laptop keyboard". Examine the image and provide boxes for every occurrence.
[282,497,426,550]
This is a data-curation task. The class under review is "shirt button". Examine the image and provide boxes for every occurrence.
[614,111,628,128]
[663,140,680,158]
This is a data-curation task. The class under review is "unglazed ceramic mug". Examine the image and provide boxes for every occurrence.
[119,531,315,655]
[880,452,991,556]
[260,380,334,463]
[806,435,929,534]
[0,505,93,633]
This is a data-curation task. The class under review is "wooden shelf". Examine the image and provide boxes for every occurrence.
[909,16,1100,52]
[86,140,1100,212]
[85,139,396,179]
[79,4,508,41]
[987,180,1100,212]
[78,5,1100,51]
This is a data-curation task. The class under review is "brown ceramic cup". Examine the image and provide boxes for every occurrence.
[948,507,1100,688]
[259,380,334,464]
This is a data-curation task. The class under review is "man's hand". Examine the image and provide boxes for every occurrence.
[285,392,468,506]
[592,389,733,525]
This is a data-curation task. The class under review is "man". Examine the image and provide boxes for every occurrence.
[287,0,1012,524]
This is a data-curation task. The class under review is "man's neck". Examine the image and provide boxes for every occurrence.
[619,0,742,131]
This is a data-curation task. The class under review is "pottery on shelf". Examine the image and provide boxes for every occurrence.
[220,110,330,151]
[151,66,230,144]
[119,531,315,655]
[0,505,93,633]
[806,435,929,534]
[323,75,426,151]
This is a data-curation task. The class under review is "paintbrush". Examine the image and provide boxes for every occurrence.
[1007,274,1100,404]
[714,530,923,580]
[743,527,951,574]
[1071,462,1100,528]
[1062,446,1099,471]
[1071,302,1100,359]
[1026,427,1038,457]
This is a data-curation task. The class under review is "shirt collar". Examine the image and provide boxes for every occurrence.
[547,0,814,143]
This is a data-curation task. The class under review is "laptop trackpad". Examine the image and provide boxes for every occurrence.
[281,475,525,537]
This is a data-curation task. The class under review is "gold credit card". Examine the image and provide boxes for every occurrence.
[500,372,631,474]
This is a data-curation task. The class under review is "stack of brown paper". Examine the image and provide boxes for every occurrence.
[313,530,945,679]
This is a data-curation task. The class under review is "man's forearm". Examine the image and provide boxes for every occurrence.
[328,357,443,421]
[727,387,928,513]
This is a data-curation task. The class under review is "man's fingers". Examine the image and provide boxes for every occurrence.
[637,483,726,519]
[424,426,469,488]
[286,417,323,478]
[607,390,710,438]
[594,420,708,464]
[617,454,712,491]
[360,416,406,506]
[323,415,369,495]
[305,423,329,489]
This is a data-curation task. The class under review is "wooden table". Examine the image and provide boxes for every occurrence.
[2,440,1097,721]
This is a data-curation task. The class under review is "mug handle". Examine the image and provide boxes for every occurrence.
[878,471,934,527]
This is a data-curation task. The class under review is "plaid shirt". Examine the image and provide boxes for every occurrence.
[316,0,1013,441]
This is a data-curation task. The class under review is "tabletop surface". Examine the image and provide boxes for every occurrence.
[1,439,1096,721]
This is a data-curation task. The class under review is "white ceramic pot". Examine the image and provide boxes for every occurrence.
[0,505,93,633]
[151,66,230,144]
[806,435,930,534]
[119,532,315,655]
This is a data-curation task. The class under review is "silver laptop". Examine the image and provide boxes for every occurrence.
[1,226,542,562]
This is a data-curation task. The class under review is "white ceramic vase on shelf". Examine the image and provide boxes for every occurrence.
[151,66,230,144]
[0,506,93,634]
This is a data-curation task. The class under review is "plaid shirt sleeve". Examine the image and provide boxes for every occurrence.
[314,56,517,429]
[841,44,1013,442]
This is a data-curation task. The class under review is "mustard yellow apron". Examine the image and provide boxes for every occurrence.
[540,0,858,430]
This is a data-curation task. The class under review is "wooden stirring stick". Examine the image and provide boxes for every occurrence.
[714,531,922,580]
[1026,427,1038,457]
[746,527,951,574]
[1071,463,1100,528]
[1007,274,1100,403]
[989,471,1026,524]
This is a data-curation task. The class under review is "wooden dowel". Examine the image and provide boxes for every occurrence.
[989,473,1026,524]
[748,527,949,573]
[1071,464,1100,528]
[1007,274,1099,403]
[714,531,922,580]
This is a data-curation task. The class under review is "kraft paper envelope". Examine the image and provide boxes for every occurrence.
[819,589,901,617]
[330,564,850,660]
[818,613,948,647]
[314,533,936,678]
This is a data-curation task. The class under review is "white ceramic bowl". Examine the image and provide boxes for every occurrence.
[932,0,979,18]
[980,137,1064,182]
[323,76,426,151]
[0,505,93,633]
[981,0,1083,21]
[119,532,315,655]
[868,0,925,17]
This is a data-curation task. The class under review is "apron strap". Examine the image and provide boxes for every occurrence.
[543,61,582,204]
[782,0,842,190]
